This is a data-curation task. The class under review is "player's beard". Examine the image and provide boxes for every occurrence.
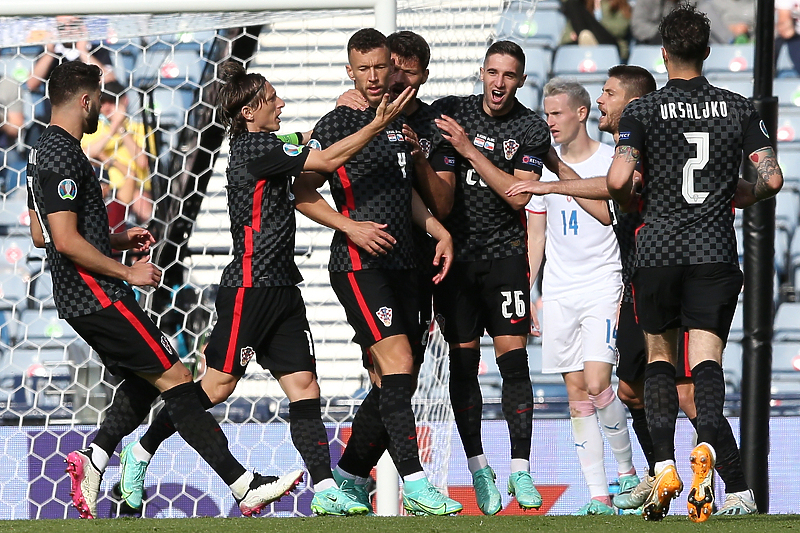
[85,101,101,134]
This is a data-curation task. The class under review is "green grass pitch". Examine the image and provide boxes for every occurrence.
[4,515,800,533]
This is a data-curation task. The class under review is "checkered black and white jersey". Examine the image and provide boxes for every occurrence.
[311,105,415,272]
[618,77,772,268]
[610,204,641,304]
[27,125,131,319]
[430,94,550,262]
[219,132,308,288]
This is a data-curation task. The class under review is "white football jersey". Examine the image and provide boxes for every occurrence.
[527,142,622,300]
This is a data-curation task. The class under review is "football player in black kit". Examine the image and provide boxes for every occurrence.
[607,5,783,522]
[428,40,551,515]
[328,30,459,514]
[114,60,414,517]
[508,64,758,517]
[28,61,304,520]
[294,28,462,516]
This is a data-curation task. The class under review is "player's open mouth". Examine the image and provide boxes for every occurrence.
[367,86,383,95]
[491,90,504,104]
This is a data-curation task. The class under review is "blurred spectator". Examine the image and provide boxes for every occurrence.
[560,0,632,61]
[0,76,25,193]
[631,0,753,45]
[81,81,153,231]
[25,16,116,148]
[777,0,800,76]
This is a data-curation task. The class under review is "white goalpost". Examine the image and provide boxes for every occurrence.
[0,0,527,519]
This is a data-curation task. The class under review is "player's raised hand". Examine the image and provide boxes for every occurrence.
[344,220,396,256]
[506,180,549,197]
[336,89,368,111]
[402,124,424,161]
[126,257,162,287]
[374,86,415,127]
[435,115,472,156]
[431,232,453,285]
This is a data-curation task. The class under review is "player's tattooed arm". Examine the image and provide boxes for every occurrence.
[749,147,783,201]
[606,145,639,206]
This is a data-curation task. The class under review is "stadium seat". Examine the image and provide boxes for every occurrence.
[772,341,800,371]
[776,188,800,236]
[774,302,800,342]
[521,47,553,90]
[627,44,667,85]
[0,274,28,313]
[703,44,754,80]
[0,201,30,235]
[779,148,800,181]
[552,45,621,83]
[776,227,790,279]
[713,79,753,99]
[775,78,800,109]
[15,308,76,346]
[496,5,566,51]
[776,108,800,144]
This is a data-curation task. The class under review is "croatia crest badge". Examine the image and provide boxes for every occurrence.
[376,306,393,327]
[240,346,256,366]
[503,139,519,160]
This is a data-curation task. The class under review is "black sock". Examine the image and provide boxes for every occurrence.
[692,360,726,447]
[379,373,422,478]
[449,347,484,458]
[688,416,747,492]
[338,386,388,478]
[644,361,678,463]
[141,381,213,455]
[94,375,160,457]
[629,406,656,476]
[497,348,533,460]
[161,382,245,485]
[289,398,332,486]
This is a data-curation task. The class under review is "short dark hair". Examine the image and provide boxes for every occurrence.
[607,65,657,99]
[348,28,387,55]
[387,31,430,70]
[484,40,526,72]
[48,61,102,107]
[659,3,710,69]
[100,80,126,104]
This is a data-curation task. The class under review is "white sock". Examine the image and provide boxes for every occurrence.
[735,489,754,501]
[229,471,255,500]
[654,460,675,475]
[467,454,489,475]
[594,394,635,474]
[88,443,109,471]
[403,470,426,483]
[334,465,356,481]
[131,441,152,463]
[315,478,337,492]
[510,458,529,473]
[571,414,609,498]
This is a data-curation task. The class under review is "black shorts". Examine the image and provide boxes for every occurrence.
[616,300,690,382]
[433,255,530,344]
[632,263,742,343]
[67,293,179,377]
[204,286,316,377]
[330,269,420,355]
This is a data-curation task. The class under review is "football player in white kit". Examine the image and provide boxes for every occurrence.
[525,78,638,515]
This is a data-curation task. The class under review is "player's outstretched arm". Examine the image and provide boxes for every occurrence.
[404,124,455,219]
[734,147,784,208]
[303,87,416,174]
[607,146,639,206]
[294,172,396,256]
[47,211,161,287]
[435,114,539,211]
[411,188,452,283]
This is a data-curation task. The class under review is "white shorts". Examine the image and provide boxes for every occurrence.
[541,286,622,374]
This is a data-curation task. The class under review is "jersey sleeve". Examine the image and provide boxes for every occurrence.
[513,118,550,174]
[617,104,647,152]
[740,105,773,156]
[247,141,310,180]
[428,142,457,172]
[38,165,82,214]
[526,192,546,214]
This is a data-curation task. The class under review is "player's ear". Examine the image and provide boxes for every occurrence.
[241,106,254,122]
[518,73,526,88]
[703,46,710,60]
[346,64,355,81]
[479,67,485,83]
[421,68,429,85]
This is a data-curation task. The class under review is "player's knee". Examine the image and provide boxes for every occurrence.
[497,347,530,381]
[449,347,481,381]
[617,382,643,409]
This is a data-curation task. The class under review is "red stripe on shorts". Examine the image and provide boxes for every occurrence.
[76,266,113,308]
[223,288,246,374]
[112,299,172,369]
[347,272,382,341]
[683,329,691,376]
[337,167,362,271]
[243,226,253,287]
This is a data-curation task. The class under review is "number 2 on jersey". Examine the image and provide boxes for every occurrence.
[561,209,578,235]
[682,131,710,205]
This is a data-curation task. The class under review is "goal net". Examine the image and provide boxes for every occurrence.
[0,0,538,519]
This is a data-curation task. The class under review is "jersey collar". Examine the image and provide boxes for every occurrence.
[665,76,709,91]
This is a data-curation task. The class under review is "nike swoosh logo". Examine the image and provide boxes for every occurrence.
[516,407,533,414]
[318,441,328,445]
[407,498,445,513]
[408,435,416,440]
[510,317,527,324]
